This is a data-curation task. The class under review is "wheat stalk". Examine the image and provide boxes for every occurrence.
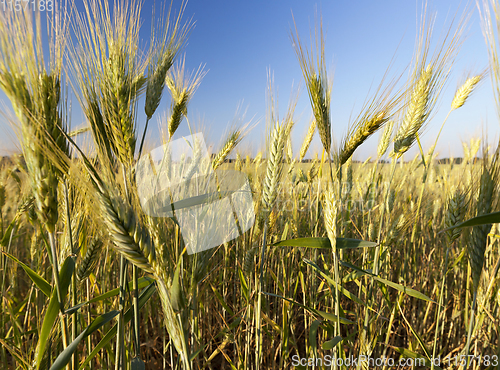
[98,187,156,273]
[451,75,483,110]
[291,16,332,154]
[444,187,467,244]
[323,185,337,249]
[394,65,433,155]
[71,0,147,167]
[299,120,316,161]
[212,129,243,170]
[0,185,4,210]
[166,57,206,138]
[377,120,394,157]
[145,0,191,120]
[262,122,286,211]
[0,10,70,233]
[340,111,390,165]
[469,166,495,292]
[77,238,103,281]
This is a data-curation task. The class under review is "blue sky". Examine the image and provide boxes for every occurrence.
[0,0,497,160]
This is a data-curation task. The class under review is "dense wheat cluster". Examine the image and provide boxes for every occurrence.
[1,1,500,370]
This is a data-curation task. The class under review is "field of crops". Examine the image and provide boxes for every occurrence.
[1,1,500,369]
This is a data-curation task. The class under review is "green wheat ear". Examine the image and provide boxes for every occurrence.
[469,162,496,293]
[77,238,103,281]
[98,186,156,273]
[262,122,286,212]
[445,187,467,244]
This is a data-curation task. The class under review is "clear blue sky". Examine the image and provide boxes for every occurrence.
[0,0,497,160]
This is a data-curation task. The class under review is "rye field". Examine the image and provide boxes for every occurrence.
[0,1,499,369]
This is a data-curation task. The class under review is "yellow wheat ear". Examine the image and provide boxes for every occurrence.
[290,13,332,155]
[451,74,484,110]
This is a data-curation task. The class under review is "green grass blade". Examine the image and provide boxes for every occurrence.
[340,261,436,303]
[272,237,377,249]
[238,267,249,304]
[65,276,155,315]
[303,259,370,309]
[35,256,76,369]
[50,311,119,370]
[443,210,500,231]
[322,336,343,350]
[388,346,443,370]
[0,217,20,247]
[309,319,321,358]
[78,283,157,370]
[0,338,30,369]
[2,251,51,297]
[315,310,355,324]
[262,292,354,325]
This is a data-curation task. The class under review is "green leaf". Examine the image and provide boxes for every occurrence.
[340,261,436,303]
[2,251,51,297]
[238,267,249,303]
[171,191,235,210]
[316,310,355,325]
[444,211,500,231]
[50,311,119,370]
[0,216,20,247]
[449,247,467,272]
[211,284,235,316]
[272,237,377,250]
[78,283,157,370]
[303,259,370,310]
[0,338,30,369]
[322,336,343,350]
[35,256,76,370]
[150,190,238,214]
[388,346,443,369]
[262,292,354,325]
[170,259,185,312]
[309,320,321,356]
[188,347,205,362]
[397,303,433,361]
[65,276,155,315]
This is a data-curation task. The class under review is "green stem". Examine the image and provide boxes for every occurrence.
[256,220,268,370]
[48,232,69,350]
[138,117,151,160]
[64,180,77,370]
[133,265,140,358]
[431,246,450,370]
[86,279,94,370]
[410,109,452,244]
[464,291,478,369]
[333,245,341,369]
[358,158,396,369]
[115,257,127,370]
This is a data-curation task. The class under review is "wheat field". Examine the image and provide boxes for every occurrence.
[0,1,499,369]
